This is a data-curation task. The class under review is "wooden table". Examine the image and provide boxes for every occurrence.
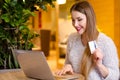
[0,69,35,80]
[0,69,84,80]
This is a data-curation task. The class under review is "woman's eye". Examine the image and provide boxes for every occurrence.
[78,19,82,21]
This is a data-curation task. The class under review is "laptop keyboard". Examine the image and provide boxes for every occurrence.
[54,74,80,80]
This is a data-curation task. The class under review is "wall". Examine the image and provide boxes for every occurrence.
[42,6,57,31]
[114,0,120,58]
[89,0,114,39]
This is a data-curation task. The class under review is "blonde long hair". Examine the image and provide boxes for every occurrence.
[70,1,99,80]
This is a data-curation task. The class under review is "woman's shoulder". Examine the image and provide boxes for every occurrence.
[98,32,115,47]
[98,32,113,42]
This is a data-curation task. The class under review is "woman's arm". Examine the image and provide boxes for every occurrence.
[96,63,109,78]
[92,48,109,78]
[93,37,119,80]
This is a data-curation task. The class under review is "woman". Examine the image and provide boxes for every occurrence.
[56,1,119,80]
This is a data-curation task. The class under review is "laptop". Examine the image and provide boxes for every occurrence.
[14,50,81,80]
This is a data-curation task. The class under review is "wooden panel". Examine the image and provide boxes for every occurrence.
[89,0,114,39]
[114,0,120,58]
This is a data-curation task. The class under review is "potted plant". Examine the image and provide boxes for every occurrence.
[0,0,56,69]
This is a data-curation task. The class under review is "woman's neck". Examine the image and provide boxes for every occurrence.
[81,34,87,46]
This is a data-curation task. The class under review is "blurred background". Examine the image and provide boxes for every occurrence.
[0,0,120,70]
[30,0,120,70]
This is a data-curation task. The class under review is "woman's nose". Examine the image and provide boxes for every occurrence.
[74,21,79,27]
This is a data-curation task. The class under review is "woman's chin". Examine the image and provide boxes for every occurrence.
[77,31,84,35]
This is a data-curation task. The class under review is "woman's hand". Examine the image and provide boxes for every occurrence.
[55,64,74,76]
[92,48,103,65]
[92,48,109,78]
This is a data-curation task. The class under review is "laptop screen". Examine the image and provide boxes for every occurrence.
[15,50,55,80]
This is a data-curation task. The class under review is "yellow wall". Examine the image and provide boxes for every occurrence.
[114,0,120,58]
[42,5,57,31]
[89,0,114,39]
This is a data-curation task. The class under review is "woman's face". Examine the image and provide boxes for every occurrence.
[71,10,87,35]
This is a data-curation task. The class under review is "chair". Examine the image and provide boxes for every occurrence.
[40,29,51,57]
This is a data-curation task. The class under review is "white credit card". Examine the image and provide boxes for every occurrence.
[88,41,97,54]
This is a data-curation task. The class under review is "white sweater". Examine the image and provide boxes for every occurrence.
[65,32,119,80]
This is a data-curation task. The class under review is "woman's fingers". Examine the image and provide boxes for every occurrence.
[92,48,103,65]
[55,70,64,75]
[55,64,74,76]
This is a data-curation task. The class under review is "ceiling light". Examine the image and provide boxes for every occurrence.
[57,0,66,4]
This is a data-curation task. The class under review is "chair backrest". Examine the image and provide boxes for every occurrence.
[40,29,51,57]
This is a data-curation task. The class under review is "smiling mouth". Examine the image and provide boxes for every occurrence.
[76,27,81,32]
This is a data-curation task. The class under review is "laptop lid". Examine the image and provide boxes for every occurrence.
[15,50,55,80]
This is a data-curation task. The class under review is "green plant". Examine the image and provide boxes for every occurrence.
[0,0,56,69]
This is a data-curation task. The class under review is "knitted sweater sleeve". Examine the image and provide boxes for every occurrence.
[64,34,73,65]
[100,36,119,80]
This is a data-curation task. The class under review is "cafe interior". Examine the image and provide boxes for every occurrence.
[0,0,120,79]
[30,0,120,70]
